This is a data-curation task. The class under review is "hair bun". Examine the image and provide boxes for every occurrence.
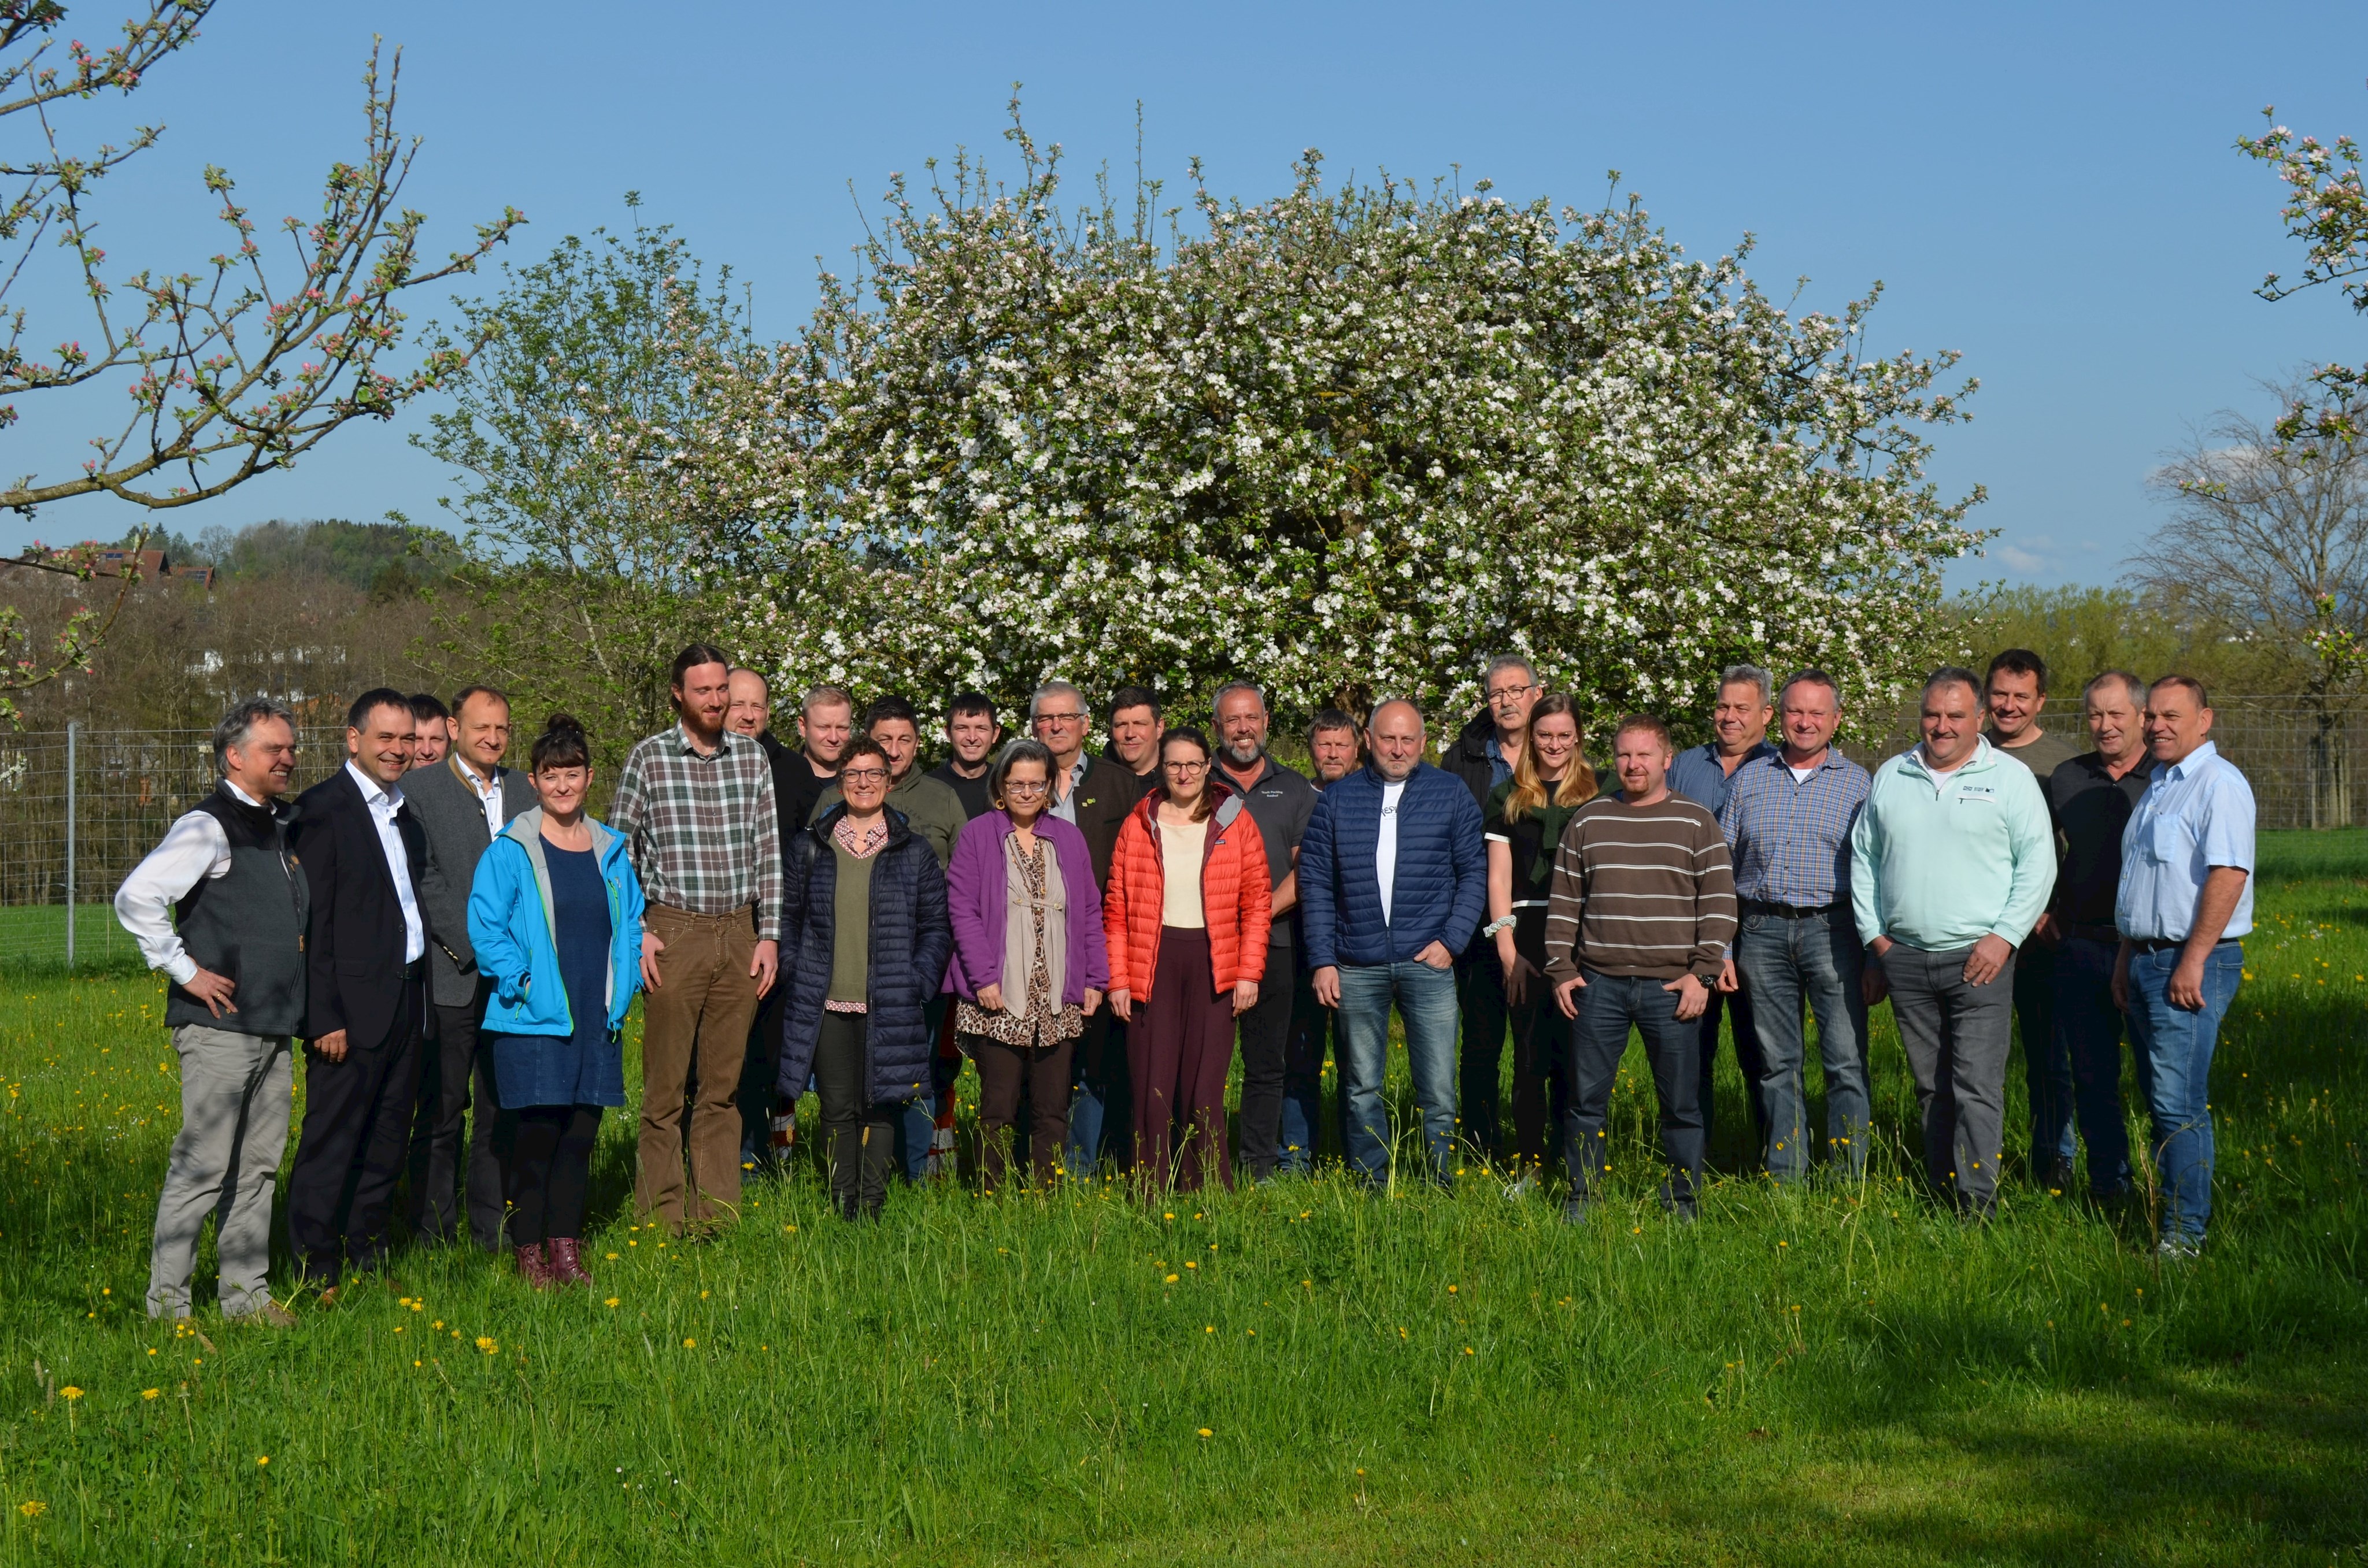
[543,712,584,736]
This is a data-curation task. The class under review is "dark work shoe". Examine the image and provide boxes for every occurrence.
[2040,1158,2076,1195]
[1561,1199,1590,1226]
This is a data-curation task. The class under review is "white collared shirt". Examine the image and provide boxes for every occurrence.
[346,759,426,963]
[454,756,508,839]
[1376,779,1407,926]
[113,781,266,984]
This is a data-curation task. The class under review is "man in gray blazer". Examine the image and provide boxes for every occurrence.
[406,684,536,1250]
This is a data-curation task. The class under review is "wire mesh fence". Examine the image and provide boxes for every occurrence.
[1,698,2358,970]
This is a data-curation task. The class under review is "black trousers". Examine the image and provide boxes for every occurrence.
[1504,987,1569,1171]
[1697,980,1767,1151]
[1233,943,1298,1181]
[407,991,509,1250]
[970,1033,1075,1191]
[738,976,790,1163]
[1456,945,1512,1163]
[506,1104,601,1245]
[814,1011,898,1219]
[288,974,425,1286]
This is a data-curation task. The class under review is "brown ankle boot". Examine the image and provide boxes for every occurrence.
[514,1242,556,1290]
[546,1237,593,1288]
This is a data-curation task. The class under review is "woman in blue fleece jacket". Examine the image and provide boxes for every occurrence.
[467,714,646,1291]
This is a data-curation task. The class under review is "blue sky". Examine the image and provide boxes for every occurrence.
[6,0,2366,590]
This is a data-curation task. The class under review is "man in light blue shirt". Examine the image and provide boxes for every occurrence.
[2111,675,2254,1257]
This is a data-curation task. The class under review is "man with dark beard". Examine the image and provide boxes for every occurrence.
[1212,682,1318,1181]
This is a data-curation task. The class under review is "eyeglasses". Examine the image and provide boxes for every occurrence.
[1033,711,1085,725]
[1003,779,1050,796]
[1164,759,1208,775]
[839,768,889,785]
[1486,682,1540,703]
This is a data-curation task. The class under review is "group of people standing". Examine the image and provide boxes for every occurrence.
[116,639,2255,1322]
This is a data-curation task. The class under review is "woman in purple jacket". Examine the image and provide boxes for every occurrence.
[945,738,1110,1191]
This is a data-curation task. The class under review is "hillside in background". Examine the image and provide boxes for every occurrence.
[14,520,464,732]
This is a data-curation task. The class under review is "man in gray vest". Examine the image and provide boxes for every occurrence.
[115,699,309,1326]
[405,684,534,1250]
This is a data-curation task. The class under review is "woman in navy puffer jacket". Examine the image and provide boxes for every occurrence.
[775,737,952,1219]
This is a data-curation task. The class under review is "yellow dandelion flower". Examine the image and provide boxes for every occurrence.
[682,1338,697,1348]
[604,1298,620,1308]
[57,1387,82,1401]
[1197,1428,1213,1438]
[140,1388,158,1400]
[1165,1274,1179,1284]
[17,1500,45,1518]
[475,1337,498,1355]
[256,1456,269,1467]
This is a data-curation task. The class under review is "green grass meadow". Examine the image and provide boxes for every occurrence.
[0,832,2363,1563]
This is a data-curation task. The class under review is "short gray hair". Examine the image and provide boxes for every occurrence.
[1028,679,1086,721]
[1211,680,1266,714]
[2084,669,2147,708]
[213,698,295,768]
[1483,654,1535,688]
[1718,664,1775,706]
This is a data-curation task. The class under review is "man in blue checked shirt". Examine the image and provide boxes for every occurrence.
[2111,674,2254,1259]
[1716,669,1873,1184]
[1667,664,1781,1155]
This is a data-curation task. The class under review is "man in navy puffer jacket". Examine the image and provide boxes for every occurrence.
[1301,700,1487,1185]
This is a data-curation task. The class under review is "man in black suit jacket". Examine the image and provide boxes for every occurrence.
[287,688,428,1298]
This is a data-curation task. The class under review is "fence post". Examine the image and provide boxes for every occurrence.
[64,720,77,971]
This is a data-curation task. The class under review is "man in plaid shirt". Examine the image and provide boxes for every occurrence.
[1716,670,1873,1185]
[611,644,783,1236]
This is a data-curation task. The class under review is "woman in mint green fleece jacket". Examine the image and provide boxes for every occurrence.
[466,716,645,1289]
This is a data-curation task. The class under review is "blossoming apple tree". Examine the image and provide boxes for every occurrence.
[619,112,1982,733]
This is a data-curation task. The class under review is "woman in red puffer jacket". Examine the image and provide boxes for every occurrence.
[1104,726,1272,1191]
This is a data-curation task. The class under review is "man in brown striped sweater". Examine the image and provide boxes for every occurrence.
[1545,714,1738,1222]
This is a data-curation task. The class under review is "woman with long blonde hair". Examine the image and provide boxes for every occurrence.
[1481,694,1596,1188]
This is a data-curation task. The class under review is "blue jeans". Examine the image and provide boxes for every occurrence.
[1563,969,1704,1210]
[1065,1010,1130,1180]
[1334,960,1460,1185]
[2123,940,2243,1244]
[1733,907,1869,1183]
[1278,966,1340,1174]
[2052,935,2133,1195]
